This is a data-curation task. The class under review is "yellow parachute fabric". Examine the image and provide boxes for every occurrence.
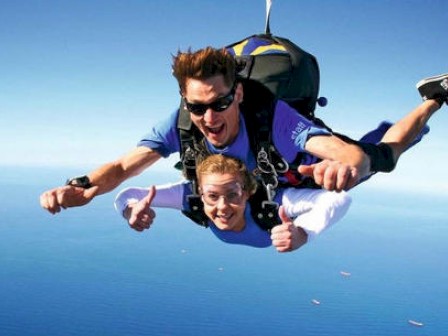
[231,39,287,56]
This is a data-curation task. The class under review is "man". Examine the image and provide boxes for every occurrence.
[39,47,447,214]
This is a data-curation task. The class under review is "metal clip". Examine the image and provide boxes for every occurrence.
[183,146,196,169]
[269,145,289,173]
[257,148,279,191]
[266,183,276,202]
[257,148,277,175]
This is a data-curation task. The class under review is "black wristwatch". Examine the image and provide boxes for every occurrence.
[66,175,92,189]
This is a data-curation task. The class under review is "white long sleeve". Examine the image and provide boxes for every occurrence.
[281,188,352,242]
[114,180,189,217]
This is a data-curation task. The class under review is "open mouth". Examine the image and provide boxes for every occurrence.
[206,124,224,135]
[215,213,233,222]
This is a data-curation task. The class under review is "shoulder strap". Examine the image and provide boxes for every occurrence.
[240,79,273,156]
[248,182,281,231]
[176,101,211,228]
[182,194,209,228]
[240,79,288,171]
[177,102,197,182]
[241,79,288,185]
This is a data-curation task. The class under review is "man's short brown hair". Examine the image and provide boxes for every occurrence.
[172,47,237,94]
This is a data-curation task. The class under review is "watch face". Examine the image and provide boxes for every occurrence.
[67,175,91,188]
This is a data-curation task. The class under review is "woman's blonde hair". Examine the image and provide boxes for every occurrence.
[196,154,257,196]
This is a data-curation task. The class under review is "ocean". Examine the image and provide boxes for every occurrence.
[1,167,447,336]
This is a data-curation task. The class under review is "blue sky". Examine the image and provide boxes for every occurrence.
[1,0,447,194]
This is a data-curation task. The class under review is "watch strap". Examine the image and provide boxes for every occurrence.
[66,175,92,189]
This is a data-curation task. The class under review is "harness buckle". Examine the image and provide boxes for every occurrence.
[259,200,280,226]
[183,146,197,169]
[266,183,276,202]
[269,145,289,173]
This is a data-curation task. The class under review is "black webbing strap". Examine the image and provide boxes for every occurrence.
[249,182,281,231]
[176,102,210,227]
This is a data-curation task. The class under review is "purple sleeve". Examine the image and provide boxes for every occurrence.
[272,100,331,162]
[137,109,181,158]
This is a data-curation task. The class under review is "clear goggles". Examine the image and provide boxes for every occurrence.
[200,182,244,206]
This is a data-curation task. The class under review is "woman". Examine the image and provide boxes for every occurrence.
[115,155,351,252]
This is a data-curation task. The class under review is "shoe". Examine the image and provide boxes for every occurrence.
[416,73,448,106]
[417,74,448,106]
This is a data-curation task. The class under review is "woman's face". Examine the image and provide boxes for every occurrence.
[199,172,250,232]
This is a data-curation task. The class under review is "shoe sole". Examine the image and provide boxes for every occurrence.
[416,73,448,89]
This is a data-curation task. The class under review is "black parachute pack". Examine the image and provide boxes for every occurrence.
[176,2,327,230]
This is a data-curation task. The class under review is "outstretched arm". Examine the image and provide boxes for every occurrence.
[114,181,187,232]
[302,98,444,191]
[286,188,351,241]
[304,134,370,191]
[271,188,352,252]
[40,146,161,214]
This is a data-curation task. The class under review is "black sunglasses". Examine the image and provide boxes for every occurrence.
[183,84,236,116]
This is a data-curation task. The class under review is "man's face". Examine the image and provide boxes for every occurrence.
[183,75,243,148]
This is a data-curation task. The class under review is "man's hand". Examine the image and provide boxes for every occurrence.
[40,185,99,214]
[39,147,162,215]
[270,206,308,253]
[298,159,359,192]
[124,186,157,232]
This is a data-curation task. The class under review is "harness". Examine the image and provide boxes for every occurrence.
[176,79,321,231]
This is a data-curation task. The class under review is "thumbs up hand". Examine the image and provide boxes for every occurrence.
[270,205,308,253]
[124,186,157,232]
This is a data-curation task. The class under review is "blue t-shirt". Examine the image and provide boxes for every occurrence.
[178,182,286,248]
[138,100,330,171]
[208,205,271,248]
